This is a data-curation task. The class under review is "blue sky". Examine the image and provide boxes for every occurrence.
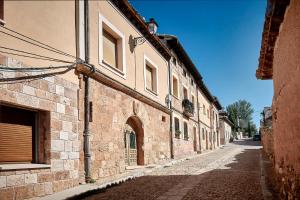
[131,0,273,127]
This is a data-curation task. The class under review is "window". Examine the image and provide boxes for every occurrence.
[184,122,188,140]
[0,0,3,23]
[191,79,194,86]
[172,57,177,66]
[207,109,210,118]
[0,104,50,164]
[183,87,188,99]
[203,105,206,115]
[172,76,179,98]
[144,56,158,94]
[202,128,205,139]
[99,14,126,77]
[103,30,118,69]
[174,117,180,132]
[191,95,195,107]
[183,69,187,77]
[146,65,154,91]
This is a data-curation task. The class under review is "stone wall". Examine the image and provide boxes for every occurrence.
[261,128,273,158]
[271,0,300,198]
[0,58,80,199]
[80,79,171,181]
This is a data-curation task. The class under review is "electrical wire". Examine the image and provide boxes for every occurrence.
[0,50,75,64]
[0,46,74,64]
[0,64,76,71]
[0,30,78,61]
[0,64,76,83]
[0,26,78,60]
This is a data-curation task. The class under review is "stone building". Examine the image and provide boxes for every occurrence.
[219,111,233,145]
[256,0,300,198]
[159,35,222,158]
[76,0,172,182]
[0,1,80,199]
[0,0,222,199]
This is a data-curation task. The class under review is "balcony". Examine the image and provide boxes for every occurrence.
[182,99,194,117]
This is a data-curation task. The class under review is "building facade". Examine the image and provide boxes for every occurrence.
[256,0,300,198]
[219,111,233,145]
[0,0,223,199]
[159,35,222,158]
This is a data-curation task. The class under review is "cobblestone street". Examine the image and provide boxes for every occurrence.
[80,139,265,200]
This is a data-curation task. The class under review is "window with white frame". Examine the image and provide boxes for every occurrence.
[99,14,126,77]
[144,56,158,94]
[172,76,179,98]
[183,87,188,99]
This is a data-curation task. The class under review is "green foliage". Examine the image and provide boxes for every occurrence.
[226,100,254,134]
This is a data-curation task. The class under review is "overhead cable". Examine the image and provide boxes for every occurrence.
[0,26,78,59]
[0,46,74,64]
[0,29,78,61]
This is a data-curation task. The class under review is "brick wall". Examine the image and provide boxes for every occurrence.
[0,58,80,199]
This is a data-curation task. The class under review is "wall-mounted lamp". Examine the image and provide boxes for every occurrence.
[129,18,158,52]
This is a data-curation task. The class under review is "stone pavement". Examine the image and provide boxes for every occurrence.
[39,139,269,200]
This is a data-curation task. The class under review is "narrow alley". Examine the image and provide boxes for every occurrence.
[73,139,267,200]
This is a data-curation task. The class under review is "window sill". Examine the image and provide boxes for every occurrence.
[146,88,158,97]
[0,164,51,171]
[101,60,126,79]
[172,95,180,100]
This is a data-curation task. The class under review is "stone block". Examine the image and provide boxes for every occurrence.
[60,131,69,140]
[65,141,72,152]
[0,187,14,200]
[51,140,65,151]
[69,152,79,159]
[56,103,65,114]
[37,173,53,183]
[25,174,37,184]
[54,171,69,181]
[56,85,64,96]
[15,184,34,200]
[64,160,74,170]
[60,152,69,160]
[51,160,64,171]
[23,85,35,96]
[0,176,6,188]
[44,182,53,195]
[72,141,80,151]
[62,121,72,132]
[34,183,45,197]
[7,174,24,186]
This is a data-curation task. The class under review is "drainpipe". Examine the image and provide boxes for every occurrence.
[196,87,202,153]
[168,59,174,159]
[83,0,91,183]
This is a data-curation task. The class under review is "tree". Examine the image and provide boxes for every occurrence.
[226,100,254,134]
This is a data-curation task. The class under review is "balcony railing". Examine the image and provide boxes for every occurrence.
[182,99,194,117]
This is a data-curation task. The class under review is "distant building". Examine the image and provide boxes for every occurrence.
[219,111,233,145]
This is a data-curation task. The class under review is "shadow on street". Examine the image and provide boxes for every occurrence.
[68,146,269,200]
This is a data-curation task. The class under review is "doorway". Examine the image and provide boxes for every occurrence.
[124,116,144,166]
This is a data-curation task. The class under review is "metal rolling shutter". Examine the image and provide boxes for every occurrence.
[0,122,32,163]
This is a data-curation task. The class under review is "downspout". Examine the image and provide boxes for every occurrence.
[168,58,174,159]
[83,0,91,183]
[196,87,202,153]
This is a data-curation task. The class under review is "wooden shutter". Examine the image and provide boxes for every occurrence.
[146,65,153,91]
[103,30,118,68]
[0,123,32,163]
